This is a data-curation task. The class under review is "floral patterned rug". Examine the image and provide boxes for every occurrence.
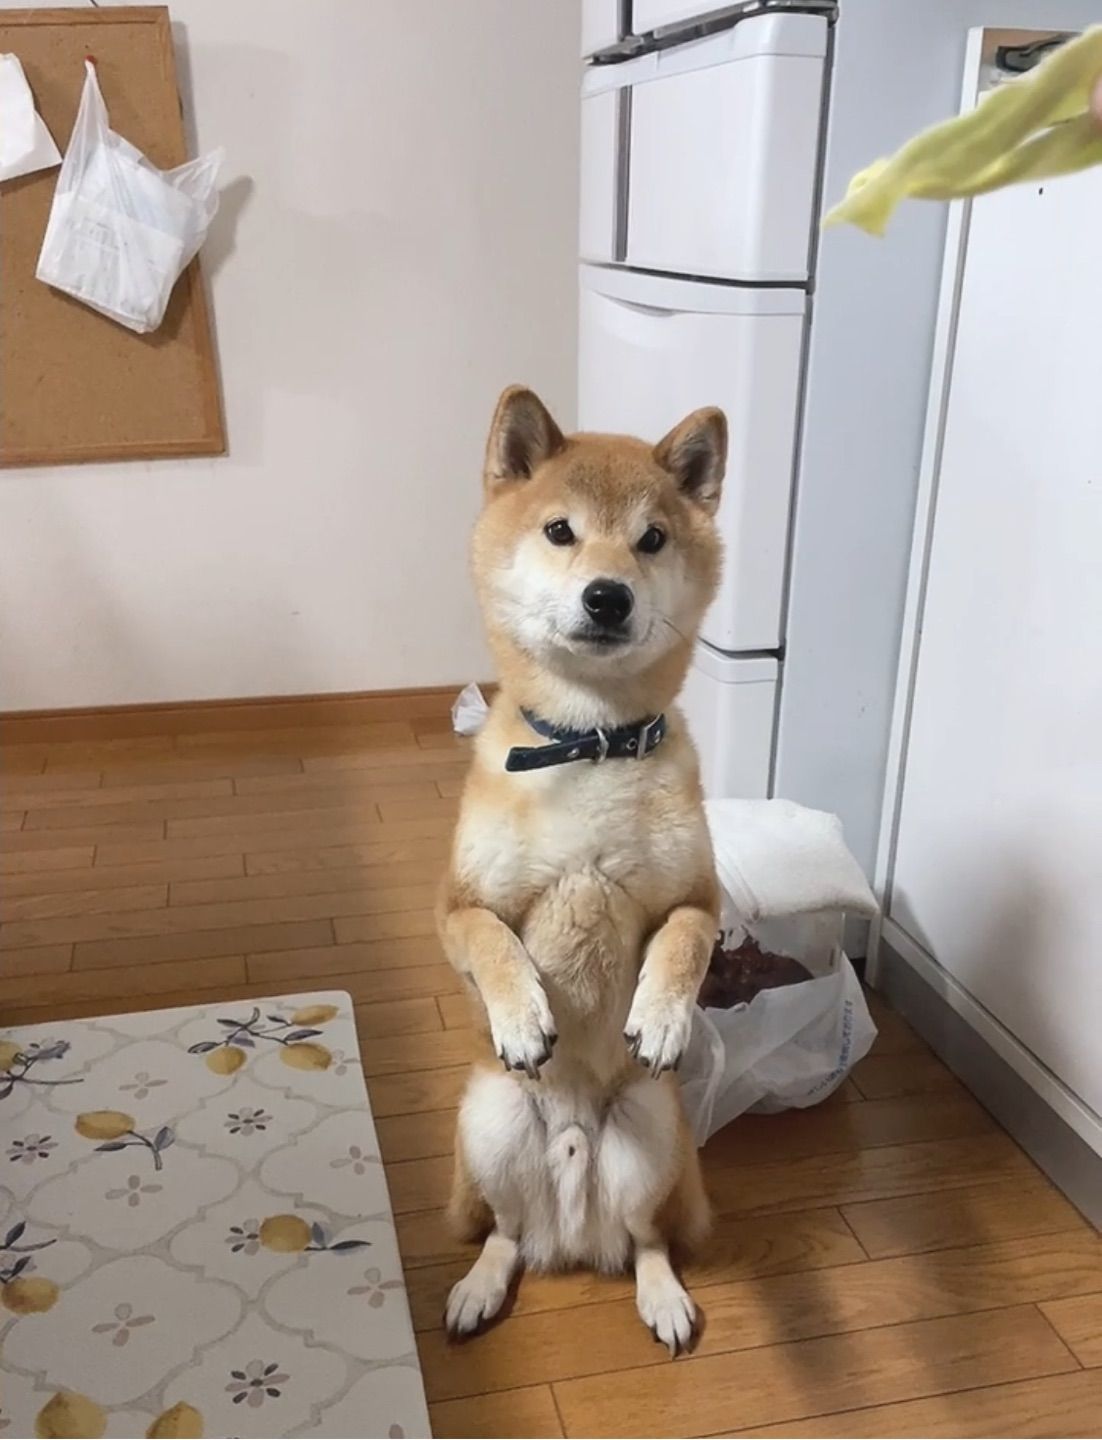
[0,991,430,1438]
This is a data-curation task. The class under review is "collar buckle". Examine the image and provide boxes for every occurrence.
[593,726,610,763]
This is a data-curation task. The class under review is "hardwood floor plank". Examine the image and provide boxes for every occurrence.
[1,883,168,922]
[333,911,438,945]
[0,882,436,948]
[387,1155,453,1214]
[1,943,74,977]
[418,1232,1100,1404]
[98,755,305,786]
[395,1207,466,1270]
[9,737,175,767]
[436,992,474,1029]
[1040,1292,1102,1366]
[852,1049,962,1100]
[23,782,439,833]
[0,845,95,875]
[97,814,455,865]
[358,1026,475,1078]
[235,758,468,794]
[311,962,462,1007]
[430,1386,564,1440]
[3,823,165,852]
[170,857,443,905]
[376,1109,457,1165]
[703,1091,996,1172]
[368,1064,468,1118]
[6,777,233,812]
[247,934,440,985]
[352,997,443,1041]
[866,993,927,1056]
[0,752,47,776]
[375,794,459,823]
[405,1207,867,1335]
[844,1179,1091,1258]
[3,853,244,899]
[1,768,102,792]
[0,955,247,1010]
[174,718,415,750]
[0,812,25,831]
[245,834,452,875]
[728,1368,1102,1438]
[74,919,336,971]
[707,1133,1036,1217]
[551,1305,1077,1439]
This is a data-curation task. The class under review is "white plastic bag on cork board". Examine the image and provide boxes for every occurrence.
[37,59,223,334]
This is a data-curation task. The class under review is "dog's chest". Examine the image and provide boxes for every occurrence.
[457,758,702,924]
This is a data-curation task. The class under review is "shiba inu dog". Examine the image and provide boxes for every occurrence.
[438,385,726,1355]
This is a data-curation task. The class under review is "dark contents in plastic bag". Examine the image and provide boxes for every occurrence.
[699,934,812,1009]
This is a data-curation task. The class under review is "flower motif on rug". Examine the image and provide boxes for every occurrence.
[225,1106,270,1136]
[227,1359,290,1408]
[347,1266,404,1309]
[7,1132,56,1164]
[90,1300,155,1347]
[119,1070,167,1101]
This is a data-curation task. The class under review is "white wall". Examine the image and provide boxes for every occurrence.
[0,0,580,710]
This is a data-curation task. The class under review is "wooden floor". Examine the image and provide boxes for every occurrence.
[2,695,1101,1439]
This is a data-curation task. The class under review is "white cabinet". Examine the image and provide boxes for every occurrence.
[578,16,826,281]
[578,265,804,653]
[627,17,826,281]
[679,648,776,799]
[580,0,622,57]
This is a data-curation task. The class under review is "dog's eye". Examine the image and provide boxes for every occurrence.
[544,519,576,547]
[637,526,666,555]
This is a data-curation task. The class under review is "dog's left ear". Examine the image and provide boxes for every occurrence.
[484,386,565,490]
[654,408,727,514]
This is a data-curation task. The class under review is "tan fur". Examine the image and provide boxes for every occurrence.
[437,386,726,1352]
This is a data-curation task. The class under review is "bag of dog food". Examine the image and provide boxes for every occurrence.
[36,60,222,333]
[679,799,878,1143]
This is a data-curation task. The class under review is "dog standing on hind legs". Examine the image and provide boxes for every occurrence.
[438,384,726,1354]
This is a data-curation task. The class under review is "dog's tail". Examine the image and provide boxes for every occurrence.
[548,1124,590,1249]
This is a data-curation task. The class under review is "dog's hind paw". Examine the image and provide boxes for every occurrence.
[624,984,692,1077]
[488,974,557,1080]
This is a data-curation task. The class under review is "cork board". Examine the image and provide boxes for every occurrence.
[0,6,225,466]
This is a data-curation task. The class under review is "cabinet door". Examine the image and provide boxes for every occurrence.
[626,16,826,282]
[889,167,1102,1118]
[578,267,804,653]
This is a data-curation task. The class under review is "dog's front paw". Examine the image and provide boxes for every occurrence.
[487,971,557,1080]
[624,981,692,1077]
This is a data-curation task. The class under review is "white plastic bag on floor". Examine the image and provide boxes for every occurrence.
[679,799,879,1143]
[452,683,489,736]
[36,61,223,333]
[0,54,61,181]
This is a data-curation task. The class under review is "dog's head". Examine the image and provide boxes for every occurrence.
[472,386,725,684]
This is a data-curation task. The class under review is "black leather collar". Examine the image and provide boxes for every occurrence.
[505,709,668,773]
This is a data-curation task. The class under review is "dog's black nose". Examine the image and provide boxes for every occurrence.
[582,579,634,629]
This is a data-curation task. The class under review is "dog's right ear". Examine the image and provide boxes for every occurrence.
[484,386,564,491]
